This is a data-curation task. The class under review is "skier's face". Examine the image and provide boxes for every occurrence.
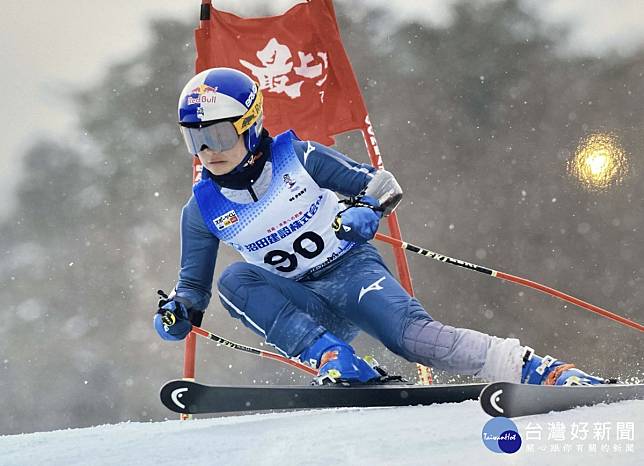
[197,135,246,175]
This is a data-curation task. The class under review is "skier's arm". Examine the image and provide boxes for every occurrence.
[293,140,403,215]
[174,195,219,312]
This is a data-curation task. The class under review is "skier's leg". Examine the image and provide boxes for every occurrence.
[355,269,606,384]
[217,262,327,357]
[320,244,606,384]
[217,261,361,357]
[317,244,524,381]
[358,274,522,379]
[402,313,606,385]
[399,300,606,384]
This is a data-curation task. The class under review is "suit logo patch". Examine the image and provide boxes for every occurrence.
[358,276,386,303]
[213,210,239,230]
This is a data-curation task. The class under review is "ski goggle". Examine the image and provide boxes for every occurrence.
[180,89,263,155]
[179,120,240,155]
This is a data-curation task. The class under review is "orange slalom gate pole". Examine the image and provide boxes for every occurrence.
[179,0,214,418]
[361,116,432,385]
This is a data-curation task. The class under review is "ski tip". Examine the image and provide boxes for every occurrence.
[160,380,195,414]
[480,382,508,417]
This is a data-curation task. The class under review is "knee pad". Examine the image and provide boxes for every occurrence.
[400,318,491,374]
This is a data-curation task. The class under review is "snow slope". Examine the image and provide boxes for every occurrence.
[1,400,641,466]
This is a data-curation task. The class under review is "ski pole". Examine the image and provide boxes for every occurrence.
[375,232,644,333]
[190,325,319,376]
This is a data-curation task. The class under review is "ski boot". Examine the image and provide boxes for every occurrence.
[521,346,608,386]
[299,332,380,385]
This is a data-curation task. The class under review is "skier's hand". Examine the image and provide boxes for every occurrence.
[154,299,193,341]
[333,196,383,244]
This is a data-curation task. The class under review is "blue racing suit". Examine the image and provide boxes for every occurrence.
[173,131,506,377]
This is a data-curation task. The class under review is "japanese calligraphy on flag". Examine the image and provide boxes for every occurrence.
[195,0,367,145]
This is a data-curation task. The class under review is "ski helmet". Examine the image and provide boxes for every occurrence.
[177,67,263,155]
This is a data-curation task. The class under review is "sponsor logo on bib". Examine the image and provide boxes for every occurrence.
[214,210,239,230]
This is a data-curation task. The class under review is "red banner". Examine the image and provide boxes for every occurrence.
[195,0,367,145]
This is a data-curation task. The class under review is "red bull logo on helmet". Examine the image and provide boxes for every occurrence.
[187,84,218,106]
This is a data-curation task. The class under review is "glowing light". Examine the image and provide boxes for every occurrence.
[567,132,629,191]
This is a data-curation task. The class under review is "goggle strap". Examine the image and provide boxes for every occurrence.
[233,89,263,135]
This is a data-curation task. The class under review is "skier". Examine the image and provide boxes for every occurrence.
[155,67,606,386]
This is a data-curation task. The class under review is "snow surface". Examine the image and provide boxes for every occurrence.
[1,399,642,465]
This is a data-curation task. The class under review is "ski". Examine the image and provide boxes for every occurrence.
[480,382,644,418]
[160,379,486,414]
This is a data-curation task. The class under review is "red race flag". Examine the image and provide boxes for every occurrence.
[195,0,367,145]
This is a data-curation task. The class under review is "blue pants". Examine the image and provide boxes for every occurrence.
[217,243,492,374]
